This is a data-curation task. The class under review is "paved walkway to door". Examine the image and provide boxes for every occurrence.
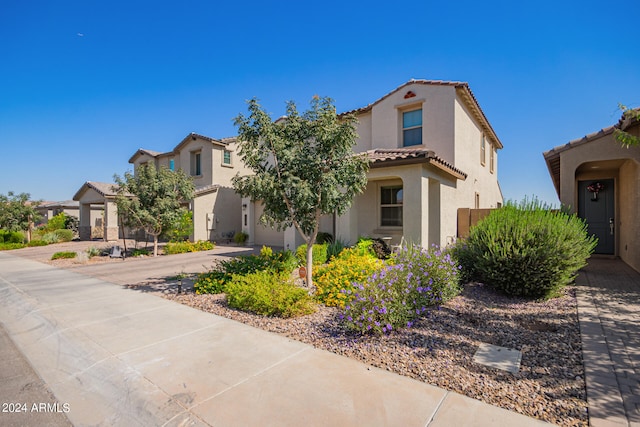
[577,258,640,427]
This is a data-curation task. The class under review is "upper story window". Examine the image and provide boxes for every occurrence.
[222,150,232,166]
[402,109,422,147]
[480,134,486,165]
[380,185,403,227]
[190,151,201,176]
[169,158,175,171]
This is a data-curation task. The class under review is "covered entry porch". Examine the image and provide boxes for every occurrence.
[73,181,120,241]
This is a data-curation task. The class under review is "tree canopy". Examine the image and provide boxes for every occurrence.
[113,164,195,256]
[614,105,640,148]
[0,191,41,237]
[232,96,369,286]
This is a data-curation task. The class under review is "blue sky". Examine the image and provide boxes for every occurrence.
[1,0,638,205]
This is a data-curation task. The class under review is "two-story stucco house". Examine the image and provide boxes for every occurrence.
[543,110,640,272]
[242,79,504,250]
[127,132,251,242]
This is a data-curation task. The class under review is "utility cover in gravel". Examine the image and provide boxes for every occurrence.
[473,343,522,374]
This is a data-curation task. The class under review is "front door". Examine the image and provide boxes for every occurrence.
[578,179,615,254]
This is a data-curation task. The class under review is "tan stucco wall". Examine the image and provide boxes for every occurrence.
[619,159,639,271]
[192,187,243,242]
[357,84,456,163]
[555,131,640,271]
[453,95,503,209]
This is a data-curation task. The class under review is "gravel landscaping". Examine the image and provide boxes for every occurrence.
[163,281,587,427]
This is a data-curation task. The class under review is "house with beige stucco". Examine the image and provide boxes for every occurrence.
[543,109,640,272]
[242,79,504,250]
[128,132,251,242]
[73,132,250,243]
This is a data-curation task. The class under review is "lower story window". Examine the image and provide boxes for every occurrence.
[381,185,403,227]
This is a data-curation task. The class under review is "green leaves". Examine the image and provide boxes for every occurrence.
[0,191,41,232]
[232,96,369,240]
[113,164,195,255]
[615,104,640,148]
[454,198,597,299]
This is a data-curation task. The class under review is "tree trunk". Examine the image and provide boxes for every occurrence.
[153,234,159,257]
[306,242,313,288]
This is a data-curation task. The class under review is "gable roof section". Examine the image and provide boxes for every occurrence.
[128,148,164,164]
[73,181,123,201]
[543,109,640,196]
[341,79,503,149]
[173,132,228,153]
[128,133,228,164]
[366,147,467,180]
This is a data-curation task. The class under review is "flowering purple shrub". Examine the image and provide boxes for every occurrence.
[340,244,461,334]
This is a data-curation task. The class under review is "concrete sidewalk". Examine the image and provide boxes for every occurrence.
[0,252,550,426]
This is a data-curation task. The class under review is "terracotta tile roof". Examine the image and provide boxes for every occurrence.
[365,147,467,180]
[340,79,503,149]
[194,184,220,196]
[543,108,640,198]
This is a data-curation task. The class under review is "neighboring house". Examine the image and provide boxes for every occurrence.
[242,79,504,250]
[73,182,126,240]
[36,200,79,223]
[543,110,640,272]
[128,132,251,242]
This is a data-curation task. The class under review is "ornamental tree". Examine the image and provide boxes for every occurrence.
[615,104,640,147]
[113,164,195,256]
[233,96,369,287]
[0,191,42,240]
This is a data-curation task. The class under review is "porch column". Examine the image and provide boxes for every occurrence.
[402,172,429,247]
[78,203,92,240]
[103,199,119,242]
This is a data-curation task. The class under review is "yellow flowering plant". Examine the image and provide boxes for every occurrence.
[313,248,384,308]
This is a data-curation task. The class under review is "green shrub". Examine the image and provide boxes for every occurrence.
[41,232,60,244]
[130,248,151,257]
[326,239,347,261]
[27,240,48,247]
[194,248,296,294]
[454,198,597,299]
[86,246,101,258]
[341,244,461,334]
[0,230,25,244]
[194,270,227,294]
[46,212,67,231]
[313,247,384,308]
[51,251,77,260]
[53,229,74,242]
[225,271,317,318]
[233,231,248,244]
[316,232,333,244]
[0,242,26,250]
[164,240,214,254]
[295,243,328,266]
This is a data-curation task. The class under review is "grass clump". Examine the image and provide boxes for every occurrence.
[51,251,77,260]
[225,271,316,318]
[453,198,597,299]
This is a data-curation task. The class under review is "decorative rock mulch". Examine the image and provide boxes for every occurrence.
[162,283,587,426]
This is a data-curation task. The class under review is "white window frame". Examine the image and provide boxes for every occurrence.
[380,185,403,227]
[190,151,202,176]
[402,109,423,147]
